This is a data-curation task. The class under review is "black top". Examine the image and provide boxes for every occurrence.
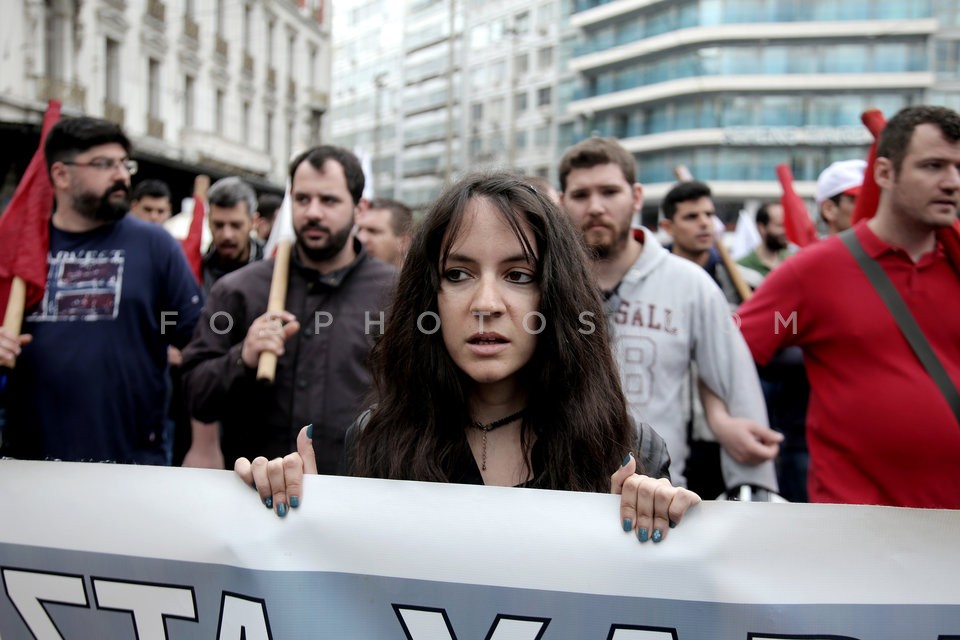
[339,408,673,487]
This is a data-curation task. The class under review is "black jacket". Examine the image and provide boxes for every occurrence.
[181,242,396,472]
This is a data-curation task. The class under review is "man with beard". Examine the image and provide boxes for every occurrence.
[0,117,203,464]
[737,202,790,277]
[556,137,780,496]
[202,176,265,295]
[180,146,396,479]
[736,201,809,502]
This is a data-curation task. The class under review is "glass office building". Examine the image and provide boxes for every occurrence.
[565,0,960,215]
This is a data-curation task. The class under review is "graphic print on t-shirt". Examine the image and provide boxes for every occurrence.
[29,250,125,322]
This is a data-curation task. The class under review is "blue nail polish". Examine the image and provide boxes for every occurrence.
[264,497,273,509]
[622,518,632,532]
[652,529,663,543]
[637,527,649,543]
[290,496,300,509]
[277,502,287,518]
[306,424,314,439]
[621,452,632,467]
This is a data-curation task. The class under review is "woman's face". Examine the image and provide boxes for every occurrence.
[437,197,541,391]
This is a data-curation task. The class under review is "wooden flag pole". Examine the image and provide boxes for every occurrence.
[672,166,752,302]
[1,277,27,368]
[256,239,293,383]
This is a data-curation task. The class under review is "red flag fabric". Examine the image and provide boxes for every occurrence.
[775,163,818,247]
[851,109,885,226]
[851,108,960,274]
[180,190,205,284]
[0,100,62,320]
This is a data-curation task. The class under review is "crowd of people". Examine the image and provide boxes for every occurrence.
[0,104,958,532]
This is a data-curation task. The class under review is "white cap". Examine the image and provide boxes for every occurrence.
[815,159,866,205]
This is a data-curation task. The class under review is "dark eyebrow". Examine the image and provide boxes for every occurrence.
[446,253,534,265]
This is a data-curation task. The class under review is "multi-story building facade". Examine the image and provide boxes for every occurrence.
[460,0,566,182]
[1,0,332,206]
[329,0,569,211]
[566,0,960,221]
[330,0,464,210]
[331,0,960,218]
[327,0,405,200]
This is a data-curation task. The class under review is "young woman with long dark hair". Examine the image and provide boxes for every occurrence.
[237,173,700,542]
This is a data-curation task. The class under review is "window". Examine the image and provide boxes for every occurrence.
[266,19,275,67]
[45,8,66,80]
[470,24,489,50]
[514,91,528,113]
[309,45,319,89]
[105,38,121,103]
[490,97,504,120]
[536,86,552,107]
[242,101,251,141]
[310,109,323,144]
[514,52,529,76]
[243,4,251,50]
[215,89,224,135]
[536,2,556,29]
[471,102,483,121]
[216,0,224,33]
[515,130,527,150]
[514,10,530,34]
[537,47,553,70]
[534,125,550,147]
[265,110,274,153]
[287,32,297,80]
[147,58,161,118]
[286,118,294,164]
[183,75,195,128]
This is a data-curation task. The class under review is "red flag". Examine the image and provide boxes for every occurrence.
[775,164,818,247]
[851,108,960,274]
[851,109,885,226]
[0,100,62,320]
[179,175,209,284]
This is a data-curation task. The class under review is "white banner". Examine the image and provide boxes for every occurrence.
[0,460,958,639]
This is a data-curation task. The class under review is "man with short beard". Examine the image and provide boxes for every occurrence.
[737,202,790,277]
[557,137,780,497]
[202,176,265,295]
[180,146,396,481]
[0,117,203,464]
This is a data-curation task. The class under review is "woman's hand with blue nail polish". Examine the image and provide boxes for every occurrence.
[611,456,700,543]
[234,426,319,517]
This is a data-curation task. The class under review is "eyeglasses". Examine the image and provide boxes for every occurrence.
[62,157,139,175]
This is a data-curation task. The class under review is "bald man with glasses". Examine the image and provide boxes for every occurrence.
[0,116,203,465]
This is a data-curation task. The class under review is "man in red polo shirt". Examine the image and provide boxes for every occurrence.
[737,105,960,508]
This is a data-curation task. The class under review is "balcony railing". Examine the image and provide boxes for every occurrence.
[147,116,165,139]
[147,0,165,22]
[104,101,125,126]
[37,78,86,109]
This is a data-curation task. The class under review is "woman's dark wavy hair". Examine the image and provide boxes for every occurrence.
[355,172,635,492]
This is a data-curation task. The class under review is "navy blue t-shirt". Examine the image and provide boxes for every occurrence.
[3,215,203,464]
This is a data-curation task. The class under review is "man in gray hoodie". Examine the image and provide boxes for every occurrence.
[557,137,780,495]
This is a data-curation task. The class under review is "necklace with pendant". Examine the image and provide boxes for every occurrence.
[472,409,525,471]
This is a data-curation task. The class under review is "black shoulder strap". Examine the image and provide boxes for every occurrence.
[840,229,960,427]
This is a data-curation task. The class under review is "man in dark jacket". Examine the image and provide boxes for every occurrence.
[181,147,396,486]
